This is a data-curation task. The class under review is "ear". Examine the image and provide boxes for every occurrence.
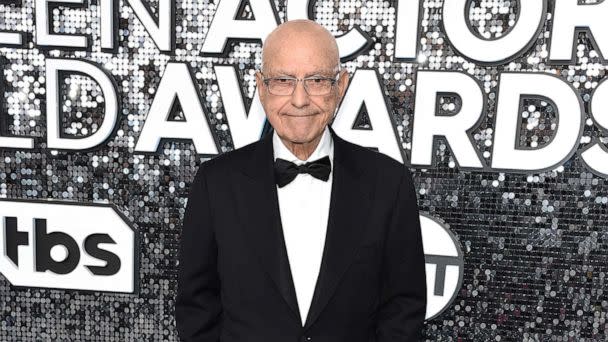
[336,69,349,100]
[255,71,266,101]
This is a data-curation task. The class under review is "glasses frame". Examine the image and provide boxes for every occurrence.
[260,71,341,96]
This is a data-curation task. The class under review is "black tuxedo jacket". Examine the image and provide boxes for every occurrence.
[176,126,426,342]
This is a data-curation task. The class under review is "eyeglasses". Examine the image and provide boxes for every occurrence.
[260,72,340,96]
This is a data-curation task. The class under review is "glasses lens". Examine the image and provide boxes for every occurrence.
[304,78,333,95]
[268,78,296,95]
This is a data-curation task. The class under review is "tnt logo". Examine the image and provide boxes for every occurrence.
[421,213,464,320]
[0,199,137,293]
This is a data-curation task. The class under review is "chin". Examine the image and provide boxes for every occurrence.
[286,135,312,144]
[280,130,317,144]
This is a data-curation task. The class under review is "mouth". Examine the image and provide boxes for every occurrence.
[283,112,320,117]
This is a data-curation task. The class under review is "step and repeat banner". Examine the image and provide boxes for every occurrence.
[1,0,607,340]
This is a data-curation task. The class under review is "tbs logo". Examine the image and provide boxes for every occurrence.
[0,199,137,293]
[421,213,464,320]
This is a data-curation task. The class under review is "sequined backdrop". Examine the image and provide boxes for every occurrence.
[1,0,608,341]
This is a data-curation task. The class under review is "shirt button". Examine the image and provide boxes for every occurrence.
[300,336,312,342]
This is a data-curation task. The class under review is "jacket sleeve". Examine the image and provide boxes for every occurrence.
[175,163,222,341]
[375,167,427,341]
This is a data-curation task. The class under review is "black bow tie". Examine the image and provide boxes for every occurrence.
[274,155,332,188]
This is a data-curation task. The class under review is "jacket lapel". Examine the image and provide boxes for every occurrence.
[232,129,302,324]
[233,126,374,329]
[303,126,374,329]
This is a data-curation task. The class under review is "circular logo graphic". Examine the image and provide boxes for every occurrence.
[420,213,464,320]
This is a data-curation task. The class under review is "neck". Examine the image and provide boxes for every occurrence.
[280,133,323,161]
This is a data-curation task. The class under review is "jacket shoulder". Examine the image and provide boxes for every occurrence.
[340,137,408,177]
[197,138,260,177]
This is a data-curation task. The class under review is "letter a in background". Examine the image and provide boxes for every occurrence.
[331,69,405,164]
[549,0,608,64]
[135,62,219,155]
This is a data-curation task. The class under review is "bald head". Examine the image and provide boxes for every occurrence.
[261,19,340,74]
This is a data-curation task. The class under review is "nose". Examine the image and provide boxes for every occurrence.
[290,80,310,108]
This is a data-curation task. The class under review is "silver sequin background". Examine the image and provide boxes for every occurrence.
[1,0,608,341]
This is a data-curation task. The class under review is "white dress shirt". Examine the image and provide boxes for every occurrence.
[272,126,334,326]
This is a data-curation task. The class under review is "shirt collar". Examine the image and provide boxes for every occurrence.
[272,126,334,165]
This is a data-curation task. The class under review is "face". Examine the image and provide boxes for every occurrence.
[256,34,349,145]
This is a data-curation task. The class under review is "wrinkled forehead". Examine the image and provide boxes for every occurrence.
[262,49,340,77]
[261,24,340,75]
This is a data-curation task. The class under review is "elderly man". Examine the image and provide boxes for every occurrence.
[176,19,426,342]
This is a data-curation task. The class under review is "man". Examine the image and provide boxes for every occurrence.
[176,19,426,341]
